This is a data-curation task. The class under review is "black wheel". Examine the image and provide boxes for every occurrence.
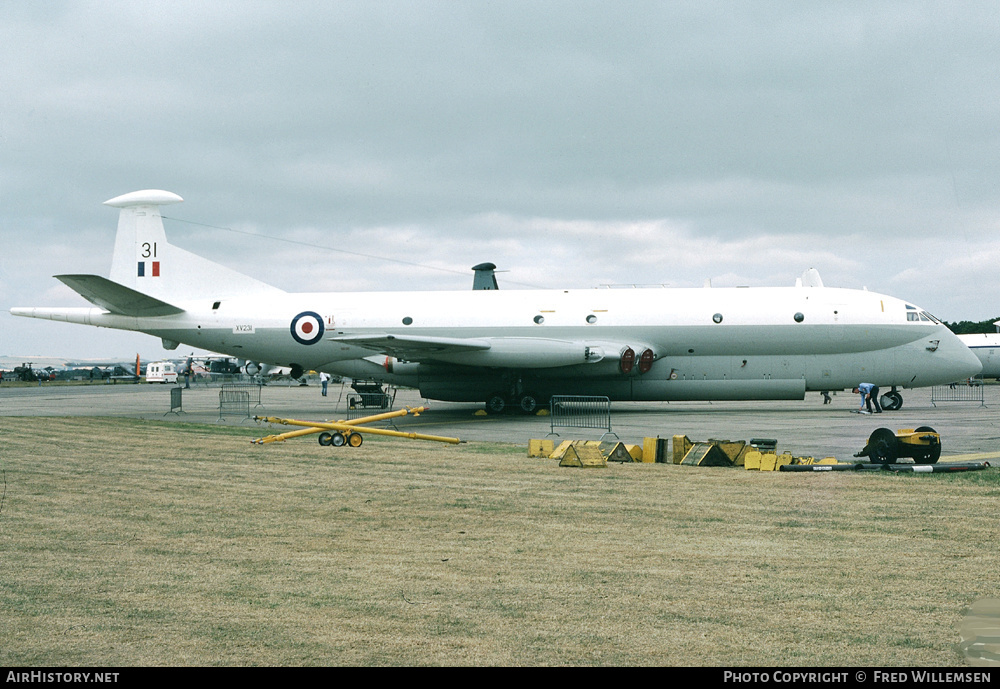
[347,432,364,448]
[866,427,898,464]
[912,426,941,464]
[517,393,541,415]
[318,432,333,446]
[880,391,903,411]
[330,432,347,447]
[485,394,506,415]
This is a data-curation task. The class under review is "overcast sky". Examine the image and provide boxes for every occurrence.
[2,1,999,361]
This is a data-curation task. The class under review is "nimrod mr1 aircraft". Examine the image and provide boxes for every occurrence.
[11,190,982,413]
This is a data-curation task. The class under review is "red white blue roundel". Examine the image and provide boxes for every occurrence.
[290,311,324,345]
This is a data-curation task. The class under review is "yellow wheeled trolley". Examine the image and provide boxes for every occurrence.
[855,426,941,465]
[252,406,461,447]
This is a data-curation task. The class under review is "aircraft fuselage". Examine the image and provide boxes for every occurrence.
[16,284,977,403]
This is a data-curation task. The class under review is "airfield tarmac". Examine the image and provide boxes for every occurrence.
[3,381,998,666]
[1,380,997,462]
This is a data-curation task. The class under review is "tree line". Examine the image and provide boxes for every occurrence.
[943,316,1000,334]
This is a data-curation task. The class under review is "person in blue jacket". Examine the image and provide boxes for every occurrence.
[852,383,882,413]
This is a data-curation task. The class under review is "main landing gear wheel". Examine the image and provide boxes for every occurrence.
[485,394,507,415]
[912,426,941,464]
[866,428,899,464]
[879,391,904,411]
[517,393,542,415]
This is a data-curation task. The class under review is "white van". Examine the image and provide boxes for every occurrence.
[146,361,178,384]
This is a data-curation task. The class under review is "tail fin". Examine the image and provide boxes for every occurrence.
[105,190,283,301]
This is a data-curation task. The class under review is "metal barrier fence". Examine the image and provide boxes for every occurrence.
[221,382,263,408]
[548,395,617,439]
[218,389,251,421]
[931,380,986,407]
[166,386,185,415]
[189,373,304,387]
[189,373,253,386]
[346,393,393,420]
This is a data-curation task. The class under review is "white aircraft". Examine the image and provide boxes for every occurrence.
[11,190,982,413]
[957,333,1000,379]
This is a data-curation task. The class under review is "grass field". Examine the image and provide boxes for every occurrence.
[0,416,997,666]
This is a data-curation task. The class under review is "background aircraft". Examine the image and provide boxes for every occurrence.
[957,332,1000,380]
[10,190,982,412]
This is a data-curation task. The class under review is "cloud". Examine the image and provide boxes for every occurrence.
[2,1,1000,358]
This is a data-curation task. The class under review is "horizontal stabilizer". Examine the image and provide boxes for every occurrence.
[56,274,185,316]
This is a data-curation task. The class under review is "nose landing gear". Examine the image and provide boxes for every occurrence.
[878,388,904,411]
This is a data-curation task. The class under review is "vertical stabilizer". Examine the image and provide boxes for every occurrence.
[105,189,283,301]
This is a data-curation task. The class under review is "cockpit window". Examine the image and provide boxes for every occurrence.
[907,309,941,324]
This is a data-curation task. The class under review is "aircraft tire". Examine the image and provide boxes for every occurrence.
[866,428,898,464]
[912,426,941,464]
[318,432,333,446]
[485,394,506,415]
[880,391,903,411]
[517,393,542,415]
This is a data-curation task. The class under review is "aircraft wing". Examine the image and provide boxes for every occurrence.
[328,333,600,368]
[56,274,185,317]
[328,333,491,361]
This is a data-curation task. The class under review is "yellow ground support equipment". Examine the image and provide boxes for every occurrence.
[744,452,839,471]
[854,426,941,465]
[252,406,461,447]
[528,439,555,458]
[544,439,641,465]
[673,436,751,466]
[679,443,733,467]
[557,444,607,468]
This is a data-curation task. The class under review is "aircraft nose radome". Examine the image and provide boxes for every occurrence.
[943,332,984,381]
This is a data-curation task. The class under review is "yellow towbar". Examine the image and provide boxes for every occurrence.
[252,406,461,446]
